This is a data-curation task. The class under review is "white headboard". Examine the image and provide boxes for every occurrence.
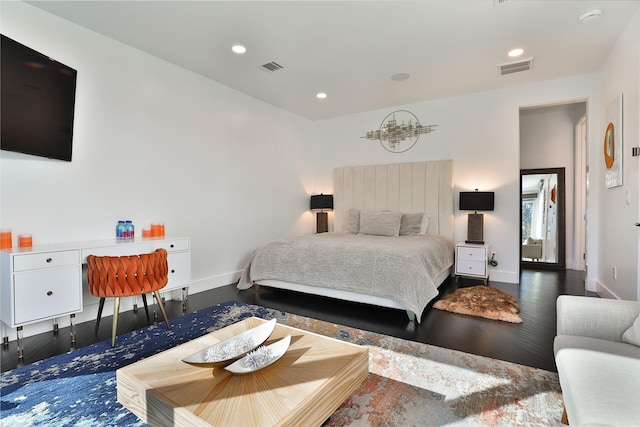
[333,160,454,239]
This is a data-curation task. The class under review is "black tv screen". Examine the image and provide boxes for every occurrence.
[1,34,77,161]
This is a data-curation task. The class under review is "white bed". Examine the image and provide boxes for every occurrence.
[238,160,454,322]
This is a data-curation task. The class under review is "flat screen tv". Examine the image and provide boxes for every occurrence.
[1,34,77,161]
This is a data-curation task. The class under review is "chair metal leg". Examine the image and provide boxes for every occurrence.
[111,297,120,347]
[153,291,171,331]
[141,294,150,323]
[95,298,105,335]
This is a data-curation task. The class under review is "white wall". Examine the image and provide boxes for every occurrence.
[0,2,315,337]
[520,103,587,269]
[311,76,602,285]
[597,7,640,301]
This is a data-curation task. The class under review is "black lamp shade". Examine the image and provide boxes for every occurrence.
[459,191,494,211]
[310,194,333,210]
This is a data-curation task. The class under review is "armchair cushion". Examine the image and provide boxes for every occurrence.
[622,314,640,346]
[554,295,640,426]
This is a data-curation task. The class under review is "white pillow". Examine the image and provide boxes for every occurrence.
[359,210,402,237]
[420,215,429,235]
[347,208,360,234]
[622,314,640,347]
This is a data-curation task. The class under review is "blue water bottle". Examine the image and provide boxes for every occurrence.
[116,220,126,239]
[126,220,134,240]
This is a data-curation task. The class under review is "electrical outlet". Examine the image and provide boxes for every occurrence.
[612,266,617,280]
[491,252,496,258]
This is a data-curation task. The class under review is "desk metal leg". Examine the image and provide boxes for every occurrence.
[17,326,24,359]
[2,322,8,348]
[70,313,77,346]
[53,318,59,335]
[181,287,188,311]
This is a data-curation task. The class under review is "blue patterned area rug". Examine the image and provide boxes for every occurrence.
[1,301,563,426]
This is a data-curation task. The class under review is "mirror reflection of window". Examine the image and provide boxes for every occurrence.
[522,199,534,240]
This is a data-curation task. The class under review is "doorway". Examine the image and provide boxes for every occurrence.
[519,101,587,273]
[520,168,566,269]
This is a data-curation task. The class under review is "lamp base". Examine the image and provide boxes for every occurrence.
[467,213,484,244]
[316,211,328,233]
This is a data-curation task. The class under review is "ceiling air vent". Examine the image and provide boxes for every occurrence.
[498,57,534,76]
[261,61,283,72]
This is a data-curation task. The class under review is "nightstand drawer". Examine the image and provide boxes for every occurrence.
[456,259,486,276]
[457,246,486,261]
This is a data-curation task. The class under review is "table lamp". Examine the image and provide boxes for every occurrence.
[310,194,333,233]
[459,190,494,244]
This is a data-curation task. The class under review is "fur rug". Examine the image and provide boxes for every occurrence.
[433,285,523,323]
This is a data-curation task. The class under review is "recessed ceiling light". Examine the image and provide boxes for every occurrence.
[231,45,247,54]
[508,48,524,57]
[391,72,410,82]
[316,92,327,99]
[579,9,603,23]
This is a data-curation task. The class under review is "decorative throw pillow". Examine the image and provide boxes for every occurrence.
[622,314,640,347]
[359,210,402,237]
[400,213,423,236]
[347,208,360,234]
[420,215,430,235]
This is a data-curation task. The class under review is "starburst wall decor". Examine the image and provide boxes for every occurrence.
[361,110,437,153]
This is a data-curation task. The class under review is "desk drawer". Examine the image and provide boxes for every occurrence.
[151,239,189,253]
[82,243,150,260]
[164,251,191,291]
[14,266,82,325]
[13,250,80,272]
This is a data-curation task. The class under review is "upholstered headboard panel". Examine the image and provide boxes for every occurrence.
[333,160,454,239]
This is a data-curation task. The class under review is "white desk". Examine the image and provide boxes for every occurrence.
[0,236,190,356]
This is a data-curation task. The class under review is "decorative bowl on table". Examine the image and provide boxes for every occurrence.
[224,335,291,374]
[182,318,276,368]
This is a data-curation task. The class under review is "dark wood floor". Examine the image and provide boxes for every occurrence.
[1,268,590,373]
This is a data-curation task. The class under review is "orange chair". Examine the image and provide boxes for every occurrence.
[86,248,171,347]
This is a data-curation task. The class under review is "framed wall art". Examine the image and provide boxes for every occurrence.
[604,93,623,188]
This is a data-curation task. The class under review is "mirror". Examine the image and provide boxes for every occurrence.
[520,168,565,268]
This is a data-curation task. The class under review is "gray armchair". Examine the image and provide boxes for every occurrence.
[554,295,640,426]
[522,237,542,260]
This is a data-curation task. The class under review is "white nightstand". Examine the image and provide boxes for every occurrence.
[455,242,489,285]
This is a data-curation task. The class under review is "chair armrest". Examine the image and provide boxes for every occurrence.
[557,295,640,342]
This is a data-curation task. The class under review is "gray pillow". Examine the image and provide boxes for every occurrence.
[347,208,360,234]
[359,210,402,237]
[400,213,423,236]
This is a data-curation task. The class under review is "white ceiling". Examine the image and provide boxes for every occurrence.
[27,0,639,121]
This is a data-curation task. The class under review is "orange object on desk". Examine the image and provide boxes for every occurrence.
[142,228,152,237]
[0,229,12,249]
[18,234,32,247]
[151,223,165,237]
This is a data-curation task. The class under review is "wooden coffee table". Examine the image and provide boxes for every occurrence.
[116,317,369,426]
